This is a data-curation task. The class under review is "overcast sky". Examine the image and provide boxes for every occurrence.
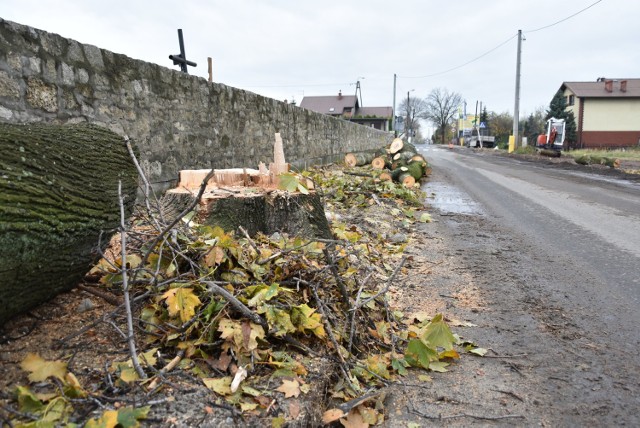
[2,0,638,119]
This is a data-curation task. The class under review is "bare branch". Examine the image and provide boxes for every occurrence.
[356,255,407,309]
[119,180,147,379]
[202,280,267,328]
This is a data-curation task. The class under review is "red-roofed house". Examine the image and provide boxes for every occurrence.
[300,91,392,131]
[560,78,640,148]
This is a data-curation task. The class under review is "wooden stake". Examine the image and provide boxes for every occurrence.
[208,57,212,82]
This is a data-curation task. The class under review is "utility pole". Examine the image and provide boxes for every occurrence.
[393,74,397,136]
[513,29,522,146]
[407,91,411,140]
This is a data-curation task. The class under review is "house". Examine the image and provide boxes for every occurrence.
[300,91,393,131]
[560,78,640,148]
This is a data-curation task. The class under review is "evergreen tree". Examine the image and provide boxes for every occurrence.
[522,107,546,145]
[546,90,577,146]
[480,106,489,126]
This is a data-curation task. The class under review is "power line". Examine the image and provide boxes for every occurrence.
[242,1,604,89]
[398,33,518,80]
[397,0,603,81]
[524,0,603,33]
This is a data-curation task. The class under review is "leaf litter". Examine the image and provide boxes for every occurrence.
[0,163,485,427]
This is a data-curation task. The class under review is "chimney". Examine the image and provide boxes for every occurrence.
[604,79,613,92]
[620,80,627,92]
[338,90,342,100]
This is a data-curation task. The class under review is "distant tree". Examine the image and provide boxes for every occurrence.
[522,106,546,145]
[488,111,513,148]
[422,88,463,145]
[399,96,427,138]
[480,106,489,126]
[546,90,577,147]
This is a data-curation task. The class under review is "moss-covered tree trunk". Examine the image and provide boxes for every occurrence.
[0,123,138,324]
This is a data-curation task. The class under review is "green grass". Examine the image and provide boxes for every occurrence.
[570,148,640,161]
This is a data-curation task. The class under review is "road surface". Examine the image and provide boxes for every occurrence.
[386,146,640,426]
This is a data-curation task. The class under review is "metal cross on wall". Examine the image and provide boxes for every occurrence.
[169,29,197,73]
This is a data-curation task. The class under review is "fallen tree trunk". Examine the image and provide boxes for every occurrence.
[390,161,424,187]
[539,149,561,158]
[574,154,620,168]
[344,152,376,167]
[371,156,388,170]
[0,122,138,324]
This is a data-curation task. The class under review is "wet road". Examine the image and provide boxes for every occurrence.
[414,145,640,425]
[420,146,640,313]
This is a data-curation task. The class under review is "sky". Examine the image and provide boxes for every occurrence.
[2,0,638,120]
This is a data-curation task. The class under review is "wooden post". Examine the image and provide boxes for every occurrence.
[208,57,213,82]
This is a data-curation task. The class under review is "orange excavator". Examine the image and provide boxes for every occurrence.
[536,117,566,151]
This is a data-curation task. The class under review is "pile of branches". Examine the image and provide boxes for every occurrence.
[344,138,431,187]
[4,155,481,427]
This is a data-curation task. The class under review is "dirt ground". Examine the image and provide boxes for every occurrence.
[1,150,639,427]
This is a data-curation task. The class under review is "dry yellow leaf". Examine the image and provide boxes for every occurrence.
[276,379,300,398]
[20,353,67,382]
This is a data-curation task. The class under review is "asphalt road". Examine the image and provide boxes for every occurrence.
[398,145,640,426]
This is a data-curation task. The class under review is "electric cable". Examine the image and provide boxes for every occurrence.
[524,0,603,33]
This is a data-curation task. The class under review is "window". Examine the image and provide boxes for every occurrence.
[567,95,575,106]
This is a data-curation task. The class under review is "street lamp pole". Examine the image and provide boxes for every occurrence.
[393,74,397,136]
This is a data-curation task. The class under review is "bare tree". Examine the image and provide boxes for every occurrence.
[398,96,427,139]
[422,88,463,145]
[488,111,514,147]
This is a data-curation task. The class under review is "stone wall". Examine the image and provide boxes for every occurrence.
[0,18,391,191]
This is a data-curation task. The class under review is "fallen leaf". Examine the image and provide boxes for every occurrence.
[203,246,226,267]
[428,361,449,373]
[255,395,272,407]
[469,347,488,356]
[340,408,368,428]
[359,406,379,425]
[276,379,300,398]
[421,314,456,351]
[322,408,345,424]
[203,377,232,395]
[162,288,201,323]
[206,352,232,371]
[21,353,67,382]
[288,400,301,419]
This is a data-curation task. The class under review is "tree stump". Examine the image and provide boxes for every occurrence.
[163,188,332,240]
[0,123,138,324]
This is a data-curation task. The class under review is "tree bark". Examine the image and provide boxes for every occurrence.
[0,123,138,324]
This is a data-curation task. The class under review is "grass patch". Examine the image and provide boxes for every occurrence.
[570,148,640,161]
[513,146,538,155]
